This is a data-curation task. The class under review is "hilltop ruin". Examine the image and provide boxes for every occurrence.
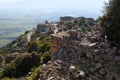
[40,29,120,80]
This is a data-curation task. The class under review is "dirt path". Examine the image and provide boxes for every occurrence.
[27,31,32,42]
[52,23,58,34]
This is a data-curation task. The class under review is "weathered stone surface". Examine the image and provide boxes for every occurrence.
[94,54,106,61]
[40,30,120,80]
[106,73,118,80]
[99,68,106,75]
[106,48,117,61]
[114,56,120,63]
[95,63,103,69]
[69,65,76,72]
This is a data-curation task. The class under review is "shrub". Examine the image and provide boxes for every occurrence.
[27,35,50,53]
[72,25,78,30]
[1,53,40,78]
[1,77,15,80]
[38,42,50,53]
[25,65,42,80]
[27,41,39,53]
[41,51,51,64]
[62,27,67,31]
[100,0,120,42]
[1,63,16,78]
[48,30,54,34]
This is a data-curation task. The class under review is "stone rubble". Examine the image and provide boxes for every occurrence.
[39,30,120,80]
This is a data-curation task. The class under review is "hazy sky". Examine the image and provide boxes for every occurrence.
[0,0,109,18]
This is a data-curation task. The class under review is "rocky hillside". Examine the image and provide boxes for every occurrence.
[0,16,97,79]
[1,16,119,80]
[39,29,120,80]
[0,16,96,54]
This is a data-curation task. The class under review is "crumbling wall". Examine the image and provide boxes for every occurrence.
[60,16,75,22]
[50,34,63,56]
[41,30,120,80]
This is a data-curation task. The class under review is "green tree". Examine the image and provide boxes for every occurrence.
[27,41,38,53]
[41,51,51,64]
[100,0,120,42]
[62,27,67,31]
[1,53,40,78]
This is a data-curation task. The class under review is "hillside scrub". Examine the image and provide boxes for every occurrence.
[27,35,50,53]
[100,0,120,43]
[0,53,40,78]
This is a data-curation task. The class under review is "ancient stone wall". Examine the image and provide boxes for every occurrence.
[60,16,75,22]
[50,30,88,55]
[46,30,120,80]
[50,34,63,56]
[36,24,47,34]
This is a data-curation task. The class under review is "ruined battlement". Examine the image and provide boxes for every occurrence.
[50,30,98,56]
[50,30,120,64]
[41,30,120,80]
[60,16,75,22]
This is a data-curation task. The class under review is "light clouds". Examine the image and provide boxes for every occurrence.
[0,0,109,18]
[0,0,109,9]
[0,0,20,4]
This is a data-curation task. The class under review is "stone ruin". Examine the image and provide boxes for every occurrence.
[35,23,49,34]
[35,21,59,35]
[60,16,75,22]
[39,30,120,80]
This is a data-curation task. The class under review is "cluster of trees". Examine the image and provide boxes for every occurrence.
[100,0,120,43]
[0,51,51,79]
[27,35,50,53]
[60,17,96,33]
[0,53,40,78]
[0,34,51,79]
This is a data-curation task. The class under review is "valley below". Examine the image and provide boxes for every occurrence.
[0,16,48,47]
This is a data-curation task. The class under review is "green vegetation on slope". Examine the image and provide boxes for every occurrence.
[0,17,97,79]
[0,33,28,54]
[100,0,120,42]
[0,52,40,78]
[0,29,51,79]
[27,34,50,53]
[59,17,96,32]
